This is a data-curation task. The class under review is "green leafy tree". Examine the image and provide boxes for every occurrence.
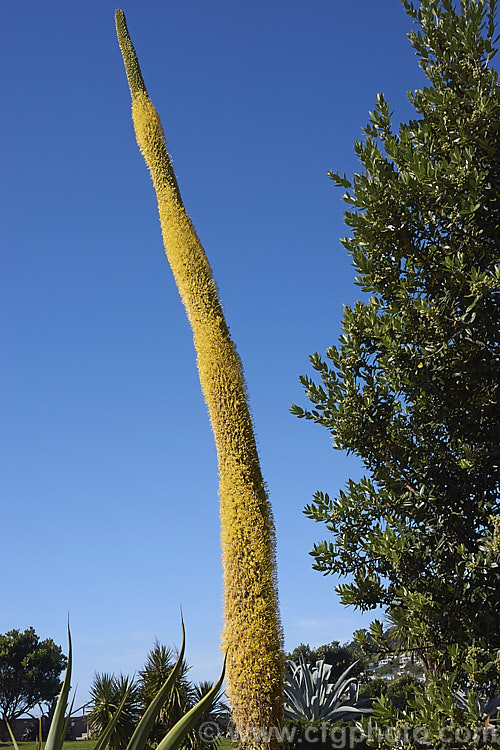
[88,673,141,750]
[292,0,500,688]
[286,641,367,682]
[358,677,389,704]
[286,644,317,666]
[359,674,420,712]
[385,674,421,710]
[0,628,66,732]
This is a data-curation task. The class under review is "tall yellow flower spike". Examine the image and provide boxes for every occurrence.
[115,11,284,746]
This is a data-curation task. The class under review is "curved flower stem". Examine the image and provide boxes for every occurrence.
[115,10,284,746]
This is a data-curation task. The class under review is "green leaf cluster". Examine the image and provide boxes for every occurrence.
[357,672,499,749]
[292,0,500,687]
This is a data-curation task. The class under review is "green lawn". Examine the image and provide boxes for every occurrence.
[215,740,236,750]
[0,743,95,750]
[0,741,238,750]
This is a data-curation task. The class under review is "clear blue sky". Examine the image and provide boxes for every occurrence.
[3,0,425,709]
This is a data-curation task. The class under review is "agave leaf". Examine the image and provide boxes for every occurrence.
[284,677,310,719]
[334,705,372,714]
[317,660,332,684]
[45,625,72,750]
[284,656,371,723]
[61,691,77,743]
[284,679,308,708]
[155,652,227,750]
[349,681,359,703]
[330,675,357,704]
[331,706,373,723]
[93,685,133,750]
[331,660,359,694]
[301,656,315,704]
[484,691,500,718]
[455,688,467,709]
[351,697,372,710]
[5,719,21,750]
[126,619,186,750]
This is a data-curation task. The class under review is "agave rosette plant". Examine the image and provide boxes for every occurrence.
[455,687,500,726]
[284,656,372,722]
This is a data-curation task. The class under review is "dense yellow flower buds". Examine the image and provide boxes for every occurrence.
[115,11,284,745]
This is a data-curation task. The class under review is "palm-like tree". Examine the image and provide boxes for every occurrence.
[138,641,193,744]
[191,681,229,748]
[88,673,141,750]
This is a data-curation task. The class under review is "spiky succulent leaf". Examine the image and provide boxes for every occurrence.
[284,657,371,722]
[126,620,186,750]
[92,686,133,750]
[155,653,227,750]
[45,625,72,750]
[455,688,500,723]
[331,660,359,695]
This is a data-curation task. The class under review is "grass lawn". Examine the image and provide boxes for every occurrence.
[0,739,238,750]
[0,741,238,750]
[215,740,236,750]
[0,743,95,750]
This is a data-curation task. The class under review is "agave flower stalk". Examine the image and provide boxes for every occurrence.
[115,11,284,744]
